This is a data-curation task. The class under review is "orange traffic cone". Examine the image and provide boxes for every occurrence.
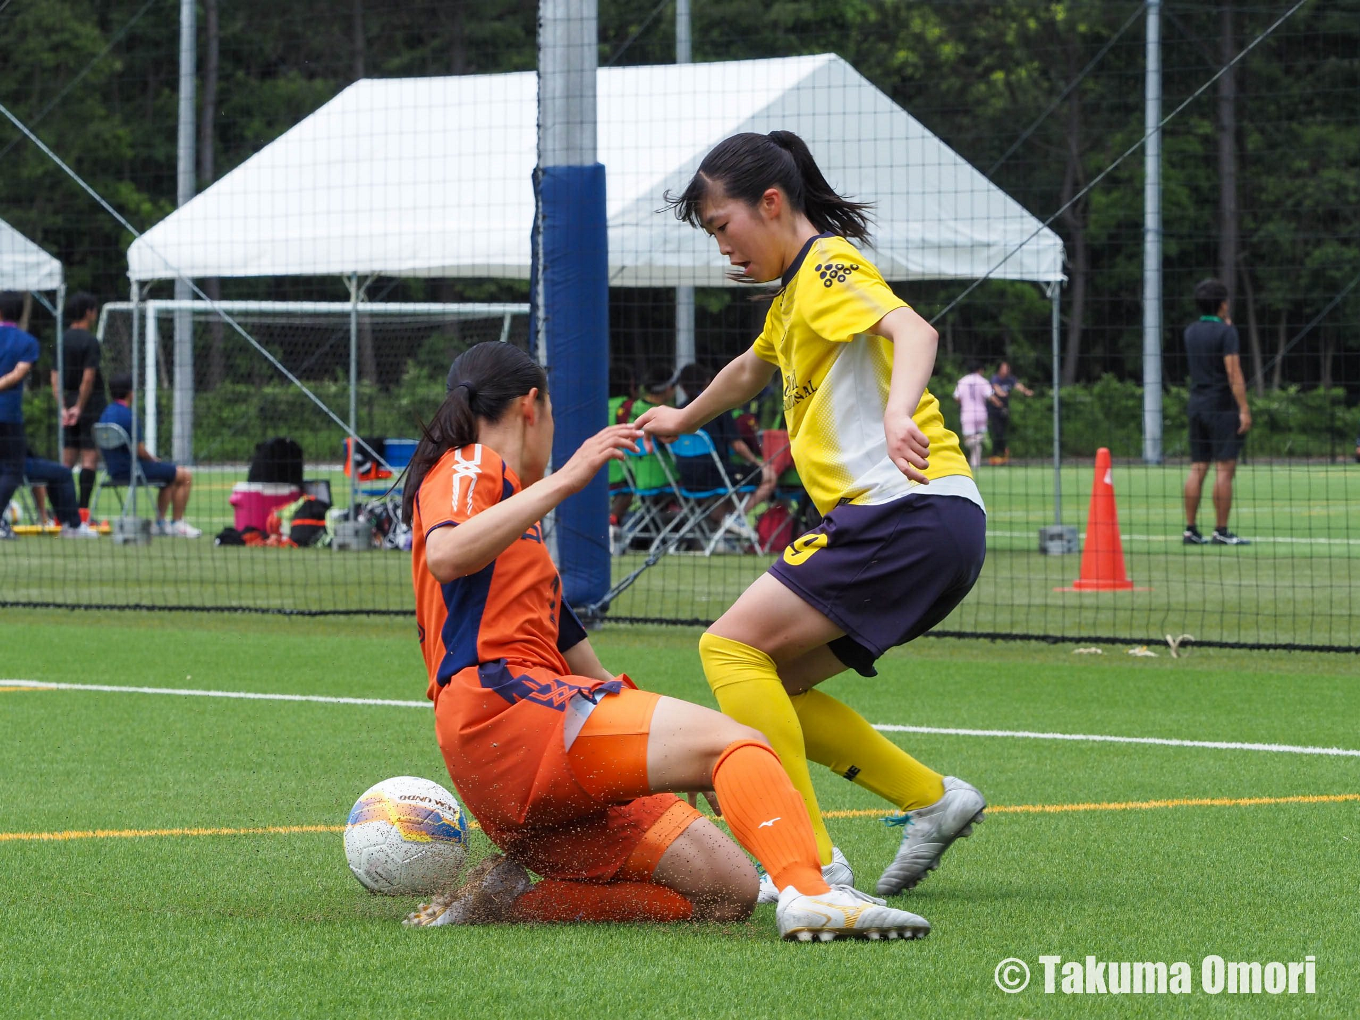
[1069,447,1134,590]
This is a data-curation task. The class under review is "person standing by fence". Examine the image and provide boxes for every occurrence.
[986,360,1032,465]
[953,360,992,470]
[50,292,105,519]
[1182,278,1251,546]
[0,292,39,541]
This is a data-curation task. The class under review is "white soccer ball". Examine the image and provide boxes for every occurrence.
[343,776,470,896]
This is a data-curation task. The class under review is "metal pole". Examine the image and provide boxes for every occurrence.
[349,273,359,518]
[173,0,196,465]
[1142,0,1164,464]
[55,284,65,455]
[1051,282,1062,525]
[145,306,158,455]
[674,0,694,379]
[129,282,140,518]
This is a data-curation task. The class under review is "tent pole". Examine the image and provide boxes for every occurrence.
[128,281,140,519]
[348,273,359,518]
[145,304,158,456]
[1050,282,1062,525]
[55,284,66,455]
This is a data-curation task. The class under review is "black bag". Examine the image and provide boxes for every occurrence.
[248,437,304,487]
[288,498,332,548]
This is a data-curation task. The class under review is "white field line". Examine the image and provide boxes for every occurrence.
[988,529,1360,546]
[6,678,1358,758]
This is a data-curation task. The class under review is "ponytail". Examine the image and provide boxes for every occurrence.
[401,341,548,524]
[664,130,873,247]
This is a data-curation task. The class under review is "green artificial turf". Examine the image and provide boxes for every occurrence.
[1,611,1356,1018]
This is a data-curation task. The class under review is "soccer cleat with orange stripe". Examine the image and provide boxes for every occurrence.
[776,884,930,942]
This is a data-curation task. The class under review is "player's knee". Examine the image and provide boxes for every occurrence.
[689,851,757,923]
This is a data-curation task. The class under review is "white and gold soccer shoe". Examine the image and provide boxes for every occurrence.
[776,884,931,942]
[756,845,854,904]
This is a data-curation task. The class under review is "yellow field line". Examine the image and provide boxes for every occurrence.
[0,685,54,693]
[823,792,1360,818]
[3,793,1355,843]
[0,824,347,842]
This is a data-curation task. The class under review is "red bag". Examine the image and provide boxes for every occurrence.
[756,503,795,554]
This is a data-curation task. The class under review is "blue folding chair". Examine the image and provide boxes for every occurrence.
[651,430,760,555]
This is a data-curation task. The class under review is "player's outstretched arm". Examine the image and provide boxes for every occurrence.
[637,346,775,440]
[424,424,640,582]
[874,305,938,485]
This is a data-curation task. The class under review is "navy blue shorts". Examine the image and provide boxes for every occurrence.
[768,494,986,676]
[1188,407,1242,463]
[111,459,178,486]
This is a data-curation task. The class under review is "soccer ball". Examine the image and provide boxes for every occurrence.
[343,776,470,896]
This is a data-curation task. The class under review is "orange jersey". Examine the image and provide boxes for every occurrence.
[411,443,586,700]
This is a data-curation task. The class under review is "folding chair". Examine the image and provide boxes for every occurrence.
[650,430,760,556]
[90,421,166,517]
[614,439,677,553]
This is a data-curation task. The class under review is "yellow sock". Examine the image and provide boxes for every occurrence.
[698,633,833,865]
[791,688,945,810]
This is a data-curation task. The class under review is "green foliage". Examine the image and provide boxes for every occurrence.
[928,373,1360,460]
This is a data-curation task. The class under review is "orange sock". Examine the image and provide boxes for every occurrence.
[711,740,830,895]
[509,881,692,923]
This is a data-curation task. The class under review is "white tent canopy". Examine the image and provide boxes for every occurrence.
[0,218,63,291]
[127,54,1064,287]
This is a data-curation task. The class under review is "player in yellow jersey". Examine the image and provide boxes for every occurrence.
[638,131,987,901]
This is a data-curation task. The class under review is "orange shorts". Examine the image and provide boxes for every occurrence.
[433,662,702,883]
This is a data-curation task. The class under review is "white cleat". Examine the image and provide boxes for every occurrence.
[776,883,930,942]
[167,519,202,538]
[876,776,985,896]
[757,845,853,904]
[403,854,530,927]
[60,523,100,539]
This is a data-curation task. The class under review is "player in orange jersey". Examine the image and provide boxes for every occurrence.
[400,341,932,941]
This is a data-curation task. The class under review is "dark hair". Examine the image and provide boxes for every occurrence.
[642,364,677,395]
[65,292,99,325]
[665,131,873,251]
[0,291,24,322]
[1194,278,1229,316]
[677,362,712,396]
[402,342,548,523]
[109,373,134,401]
[966,358,984,374]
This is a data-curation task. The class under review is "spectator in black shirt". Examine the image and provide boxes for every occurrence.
[49,292,105,515]
[1182,278,1252,546]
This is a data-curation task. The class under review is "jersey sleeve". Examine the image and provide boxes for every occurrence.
[799,255,906,343]
[1222,325,1241,357]
[416,445,506,537]
[20,333,39,365]
[751,326,778,365]
[556,599,588,654]
[82,336,101,373]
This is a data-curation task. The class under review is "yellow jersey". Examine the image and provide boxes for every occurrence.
[752,234,975,516]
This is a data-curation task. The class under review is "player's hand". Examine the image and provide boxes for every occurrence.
[61,407,79,428]
[554,424,641,495]
[1238,408,1252,435]
[885,414,930,484]
[634,405,690,443]
[686,790,722,816]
